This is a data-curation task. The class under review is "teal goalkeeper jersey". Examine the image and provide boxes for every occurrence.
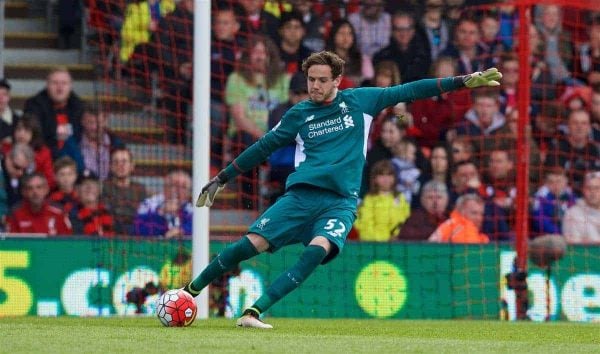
[223,77,464,200]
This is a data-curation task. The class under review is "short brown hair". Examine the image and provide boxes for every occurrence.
[53,156,77,174]
[302,51,345,79]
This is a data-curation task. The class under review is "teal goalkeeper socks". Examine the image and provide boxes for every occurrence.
[187,236,259,295]
[252,245,327,313]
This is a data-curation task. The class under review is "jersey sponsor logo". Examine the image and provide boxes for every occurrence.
[306,114,354,139]
[343,115,354,128]
[305,114,315,122]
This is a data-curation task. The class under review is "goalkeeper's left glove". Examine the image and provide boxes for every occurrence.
[196,171,228,207]
[462,67,502,88]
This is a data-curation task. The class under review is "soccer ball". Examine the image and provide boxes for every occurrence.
[156,289,197,327]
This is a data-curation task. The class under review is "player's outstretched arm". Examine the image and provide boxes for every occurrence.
[462,67,502,88]
[196,170,228,207]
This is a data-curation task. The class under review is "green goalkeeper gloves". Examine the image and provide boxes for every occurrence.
[196,171,228,207]
[463,68,502,88]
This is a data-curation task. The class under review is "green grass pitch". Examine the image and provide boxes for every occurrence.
[1,317,598,353]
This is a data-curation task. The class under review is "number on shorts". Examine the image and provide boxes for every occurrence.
[324,218,346,238]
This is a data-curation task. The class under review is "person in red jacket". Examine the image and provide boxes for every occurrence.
[7,172,72,235]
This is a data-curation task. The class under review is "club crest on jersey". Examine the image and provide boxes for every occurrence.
[257,218,270,230]
[339,101,349,114]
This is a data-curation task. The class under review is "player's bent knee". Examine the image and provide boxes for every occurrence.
[246,233,270,253]
[309,236,332,254]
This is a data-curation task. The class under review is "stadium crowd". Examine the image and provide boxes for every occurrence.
[1,0,600,244]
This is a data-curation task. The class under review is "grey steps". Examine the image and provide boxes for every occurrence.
[4,18,48,32]
[4,63,96,80]
[127,144,192,162]
[3,48,84,65]
[8,79,98,97]
[4,31,59,48]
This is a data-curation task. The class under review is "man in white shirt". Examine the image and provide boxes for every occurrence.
[563,171,600,244]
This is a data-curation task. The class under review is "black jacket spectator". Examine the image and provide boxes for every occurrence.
[23,90,84,157]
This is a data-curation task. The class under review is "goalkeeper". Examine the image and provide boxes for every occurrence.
[184,51,501,328]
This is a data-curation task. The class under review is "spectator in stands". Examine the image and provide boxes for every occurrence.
[483,149,516,241]
[277,11,311,74]
[348,0,391,59]
[57,0,83,49]
[364,116,407,194]
[527,24,557,110]
[361,60,403,147]
[534,5,573,84]
[226,35,289,145]
[450,158,512,241]
[419,0,450,62]
[1,143,35,209]
[453,89,506,160]
[498,2,517,50]
[155,0,193,145]
[563,171,600,244]
[119,0,175,63]
[545,109,600,194]
[416,143,453,207]
[7,173,72,235]
[4,115,56,190]
[450,160,485,204]
[79,105,124,180]
[531,167,576,237]
[49,157,79,213]
[354,159,410,242]
[23,67,84,159]
[409,56,471,148]
[478,11,504,66]
[574,15,600,84]
[0,78,19,146]
[488,108,542,184]
[70,172,114,237]
[101,148,148,235]
[429,193,489,244]
[397,180,449,241]
[497,52,519,114]
[325,20,370,87]
[440,17,489,75]
[372,11,431,82]
[391,139,421,205]
[211,4,242,169]
[591,84,600,142]
[450,136,475,163]
[134,170,192,238]
[289,0,326,52]
[237,0,280,43]
[267,72,308,204]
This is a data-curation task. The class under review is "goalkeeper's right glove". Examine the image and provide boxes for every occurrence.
[462,67,503,88]
[196,171,228,207]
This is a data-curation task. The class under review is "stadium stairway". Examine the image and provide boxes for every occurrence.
[2,0,245,236]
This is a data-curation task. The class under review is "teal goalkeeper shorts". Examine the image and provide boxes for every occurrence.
[248,184,357,264]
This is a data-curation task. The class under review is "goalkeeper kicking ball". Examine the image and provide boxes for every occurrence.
[156,289,197,327]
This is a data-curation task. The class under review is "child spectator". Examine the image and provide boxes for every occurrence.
[531,167,577,237]
[3,114,55,190]
[7,173,72,235]
[391,139,421,205]
[49,156,79,213]
[70,172,115,237]
[354,160,410,242]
